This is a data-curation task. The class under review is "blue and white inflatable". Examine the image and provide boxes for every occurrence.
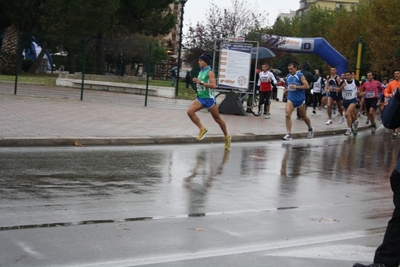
[261,34,348,75]
[23,36,54,71]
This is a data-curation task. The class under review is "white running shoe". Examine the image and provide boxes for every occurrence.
[344,128,352,136]
[326,119,333,125]
[307,127,314,139]
[282,133,292,141]
[339,116,345,124]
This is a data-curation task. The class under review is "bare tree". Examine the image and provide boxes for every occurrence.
[184,0,267,66]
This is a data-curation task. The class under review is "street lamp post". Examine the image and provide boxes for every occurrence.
[175,0,188,97]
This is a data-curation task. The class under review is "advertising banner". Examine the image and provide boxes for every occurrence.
[261,34,315,53]
[218,43,252,90]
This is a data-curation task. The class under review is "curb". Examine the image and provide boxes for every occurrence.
[0,125,371,147]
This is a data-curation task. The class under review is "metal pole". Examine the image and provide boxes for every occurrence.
[174,0,187,97]
[253,42,259,96]
[145,43,152,107]
[81,37,88,101]
[355,36,363,81]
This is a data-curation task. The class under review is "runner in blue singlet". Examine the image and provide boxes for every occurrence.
[282,62,314,141]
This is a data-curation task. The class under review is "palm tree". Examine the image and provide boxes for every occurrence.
[0,25,19,75]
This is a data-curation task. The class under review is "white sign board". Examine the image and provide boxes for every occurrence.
[217,43,252,90]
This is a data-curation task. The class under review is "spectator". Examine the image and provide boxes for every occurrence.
[116,52,125,76]
[257,63,277,119]
[301,61,318,106]
[185,71,191,89]
[171,66,178,87]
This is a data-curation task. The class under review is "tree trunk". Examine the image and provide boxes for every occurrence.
[94,33,105,75]
[65,47,75,74]
[28,40,48,73]
[0,25,19,75]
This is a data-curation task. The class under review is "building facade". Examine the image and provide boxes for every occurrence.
[297,0,359,15]
[163,2,181,60]
[277,0,359,20]
[276,10,297,21]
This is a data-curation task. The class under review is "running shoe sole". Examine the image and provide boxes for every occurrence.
[197,129,208,141]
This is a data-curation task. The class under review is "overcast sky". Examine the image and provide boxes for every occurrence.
[183,0,300,32]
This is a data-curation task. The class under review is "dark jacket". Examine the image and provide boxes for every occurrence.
[185,72,191,83]
[382,91,400,129]
[382,91,400,172]
[171,67,178,78]
[117,54,125,67]
[301,62,318,89]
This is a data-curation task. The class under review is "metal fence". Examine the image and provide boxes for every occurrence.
[0,30,181,107]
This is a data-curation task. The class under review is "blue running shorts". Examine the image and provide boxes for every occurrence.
[343,98,357,109]
[196,97,216,109]
[289,99,305,108]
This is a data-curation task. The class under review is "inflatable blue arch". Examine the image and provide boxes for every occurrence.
[261,34,348,75]
[23,36,54,71]
[0,34,53,71]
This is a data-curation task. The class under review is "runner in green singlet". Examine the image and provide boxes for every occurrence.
[187,53,231,150]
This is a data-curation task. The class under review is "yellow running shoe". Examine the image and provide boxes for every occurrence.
[224,135,231,150]
[197,128,208,140]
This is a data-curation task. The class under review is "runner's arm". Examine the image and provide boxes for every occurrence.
[270,72,278,85]
[336,80,345,93]
[356,82,361,98]
[385,84,393,97]
[359,83,366,96]
[299,75,310,90]
[206,70,217,89]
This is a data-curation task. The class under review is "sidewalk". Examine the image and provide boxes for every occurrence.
[0,83,371,146]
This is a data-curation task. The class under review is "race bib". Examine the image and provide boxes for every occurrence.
[288,83,297,91]
[366,92,375,98]
[197,84,205,91]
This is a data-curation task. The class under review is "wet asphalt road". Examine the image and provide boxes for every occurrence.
[0,128,398,266]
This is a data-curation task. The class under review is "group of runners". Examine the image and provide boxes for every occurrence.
[281,63,400,140]
[186,53,400,149]
[324,67,400,138]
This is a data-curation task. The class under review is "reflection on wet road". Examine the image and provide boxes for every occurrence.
[1,128,399,267]
[0,128,398,230]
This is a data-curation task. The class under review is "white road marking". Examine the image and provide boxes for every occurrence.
[62,230,383,267]
[16,241,43,258]
[265,244,376,261]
